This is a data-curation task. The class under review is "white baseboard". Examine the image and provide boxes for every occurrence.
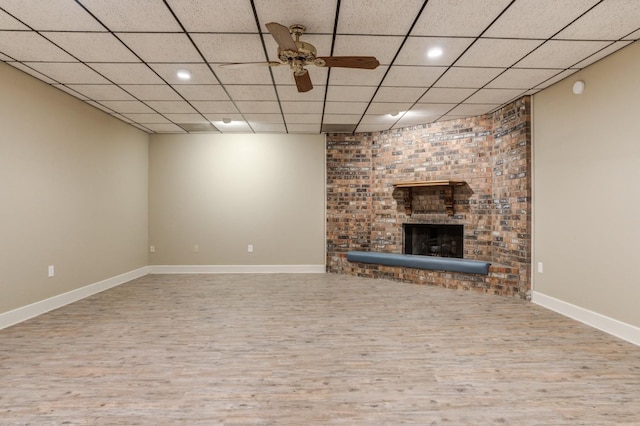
[0,267,149,331]
[148,264,326,274]
[532,291,640,347]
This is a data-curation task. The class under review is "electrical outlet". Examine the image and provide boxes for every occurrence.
[194,244,199,253]
[248,244,253,253]
[537,262,543,273]
[48,265,55,278]
[150,245,155,253]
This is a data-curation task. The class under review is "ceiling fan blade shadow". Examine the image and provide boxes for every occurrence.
[294,70,313,92]
[316,56,380,69]
[266,22,298,52]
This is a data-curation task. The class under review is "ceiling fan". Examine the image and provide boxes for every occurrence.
[221,22,380,93]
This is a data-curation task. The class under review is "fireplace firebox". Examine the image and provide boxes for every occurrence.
[403,224,463,258]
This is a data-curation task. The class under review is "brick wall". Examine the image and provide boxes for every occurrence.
[326,97,531,298]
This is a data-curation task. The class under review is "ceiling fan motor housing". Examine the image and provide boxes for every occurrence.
[278,40,317,65]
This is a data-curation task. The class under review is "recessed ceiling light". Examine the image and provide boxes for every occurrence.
[176,69,192,80]
[427,47,443,59]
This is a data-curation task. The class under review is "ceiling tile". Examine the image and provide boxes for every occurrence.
[333,35,404,66]
[216,121,253,133]
[90,63,165,84]
[411,0,511,37]
[572,41,633,68]
[168,0,257,32]
[214,66,272,85]
[395,37,474,66]
[284,114,322,124]
[234,101,281,114]
[329,66,388,86]
[516,40,610,69]
[382,66,446,87]
[359,114,399,125]
[190,101,239,114]
[277,85,326,102]
[533,69,579,90]
[65,84,136,100]
[145,101,197,114]
[356,123,392,133]
[287,124,320,133]
[484,0,599,38]
[43,32,139,62]
[409,103,456,116]
[225,85,277,101]
[0,32,75,61]
[173,85,229,101]
[250,123,287,133]
[122,85,183,101]
[456,39,543,68]
[0,9,29,29]
[27,62,111,84]
[373,87,425,103]
[337,0,425,35]
[280,101,324,114]
[322,114,363,124]
[163,113,208,123]
[324,102,368,115]
[78,0,182,31]
[486,68,563,89]
[150,63,220,85]
[465,88,527,104]
[205,114,245,123]
[367,103,414,115]
[1,0,104,31]
[447,103,499,116]
[624,29,640,40]
[143,123,186,132]
[0,53,10,61]
[192,34,266,63]
[434,67,505,88]
[98,100,156,114]
[243,113,283,124]
[556,0,640,40]
[53,84,89,100]
[395,113,440,127]
[121,113,171,124]
[117,33,203,63]
[6,62,57,84]
[326,85,377,102]
[254,0,338,35]
[419,87,477,103]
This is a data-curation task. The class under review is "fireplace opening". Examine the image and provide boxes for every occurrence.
[403,224,463,258]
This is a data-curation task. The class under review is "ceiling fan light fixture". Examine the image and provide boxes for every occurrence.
[427,47,443,59]
[176,69,192,80]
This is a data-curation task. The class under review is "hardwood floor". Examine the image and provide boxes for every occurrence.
[1,273,639,425]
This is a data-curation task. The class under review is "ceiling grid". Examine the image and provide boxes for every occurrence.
[0,0,637,134]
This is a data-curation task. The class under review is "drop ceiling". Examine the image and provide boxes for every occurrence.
[1,0,638,134]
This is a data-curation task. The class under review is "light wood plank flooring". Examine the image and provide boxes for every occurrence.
[1,273,639,425]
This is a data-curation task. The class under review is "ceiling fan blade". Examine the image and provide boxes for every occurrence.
[315,56,380,69]
[219,61,283,68]
[266,22,298,52]
[294,70,313,93]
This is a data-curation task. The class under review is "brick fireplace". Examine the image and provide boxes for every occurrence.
[326,97,531,299]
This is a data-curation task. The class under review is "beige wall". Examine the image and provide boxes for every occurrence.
[533,41,640,328]
[0,62,149,313]
[149,133,326,266]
